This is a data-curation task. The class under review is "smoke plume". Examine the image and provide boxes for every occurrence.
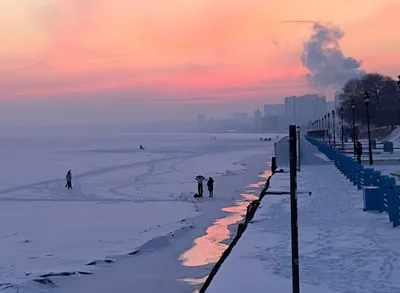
[301,23,365,90]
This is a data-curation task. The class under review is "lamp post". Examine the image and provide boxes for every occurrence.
[397,75,400,125]
[324,115,327,142]
[332,110,336,148]
[327,113,331,145]
[364,92,373,165]
[340,107,344,149]
[351,100,356,155]
[326,116,328,141]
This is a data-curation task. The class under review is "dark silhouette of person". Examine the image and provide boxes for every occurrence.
[65,170,72,190]
[207,177,214,198]
[195,175,206,197]
[139,145,145,150]
[355,141,363,164]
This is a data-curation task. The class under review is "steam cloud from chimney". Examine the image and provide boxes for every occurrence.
[301,22,365,90]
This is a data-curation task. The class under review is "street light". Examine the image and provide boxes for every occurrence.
[340,107,344,149]
[323,115,326,142]
[363,92,373,165]
[351,100,356,154]
[332,110,336,148]
[397,75,400,125]
[327,112,331,145]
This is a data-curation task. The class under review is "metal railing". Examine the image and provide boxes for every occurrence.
[306,136,400,228]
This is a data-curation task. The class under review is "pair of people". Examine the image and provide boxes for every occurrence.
[195,175,214,198]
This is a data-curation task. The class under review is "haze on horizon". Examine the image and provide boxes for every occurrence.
[1,0,399,125]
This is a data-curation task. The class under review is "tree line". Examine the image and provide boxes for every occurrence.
[339,73,400,127]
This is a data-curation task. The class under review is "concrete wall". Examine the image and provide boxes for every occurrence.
[275,136,328,167]
[275,136,289,167]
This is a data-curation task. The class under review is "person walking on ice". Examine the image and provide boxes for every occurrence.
[207,177,214,198]
[65,170,72,190]
[195,175,206,197]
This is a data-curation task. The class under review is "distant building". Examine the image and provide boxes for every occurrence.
[264,104,285,117]
[264,115,280,131]
[278,116,289,130]
[285,94,326,128]
[262,104,286,130]
[284,96,296,125]
[254,109,262,130]
[228,112,250,130]
[261,114,286,131]
[326,101,335,113]
[232,113,248,121]
[334,90,342,110]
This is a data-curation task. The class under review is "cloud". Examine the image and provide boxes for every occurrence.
[300,22,365,90]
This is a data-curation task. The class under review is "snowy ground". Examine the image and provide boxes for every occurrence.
[208,138,400,293]
[0,127,281,292]
[383,127,400,145]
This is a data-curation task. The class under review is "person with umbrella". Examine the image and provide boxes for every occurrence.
[195,175,206,197]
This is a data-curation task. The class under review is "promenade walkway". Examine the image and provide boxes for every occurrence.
[207,139,400,293]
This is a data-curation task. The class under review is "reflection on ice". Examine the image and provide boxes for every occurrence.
[259,170,272,179]
[180,275,208,285]
[247,170,272,188]
[180,170,269,267]
[179,209,244,267]
[247,181,266,188]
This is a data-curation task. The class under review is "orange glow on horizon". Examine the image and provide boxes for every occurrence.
[1,0,399,102]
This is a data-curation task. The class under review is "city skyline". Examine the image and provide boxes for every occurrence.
[195,93,331,133]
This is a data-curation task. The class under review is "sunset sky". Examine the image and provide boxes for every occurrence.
[1,0,399,124]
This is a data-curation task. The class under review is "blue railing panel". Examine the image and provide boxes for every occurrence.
[305,136,400,228]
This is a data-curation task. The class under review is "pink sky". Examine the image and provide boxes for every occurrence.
[1,0,399,123]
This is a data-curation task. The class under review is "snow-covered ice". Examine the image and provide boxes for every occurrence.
[0,127,282,291]
[1,202,197,279]
[208,138,400,293]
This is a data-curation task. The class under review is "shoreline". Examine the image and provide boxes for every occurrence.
[43,152,272,293]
